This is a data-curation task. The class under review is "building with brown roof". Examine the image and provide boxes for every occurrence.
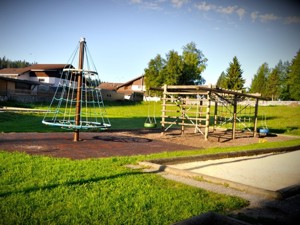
[0,64,73,87]
[116,75,145,101]
[98,75,146,101]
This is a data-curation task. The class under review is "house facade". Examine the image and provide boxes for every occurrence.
[0,64,75,102]
[0,64,73,88]
[99,75,146,101]
[0,64,148,102]
[116,75,145,101]
[99,82,124,101]
[0,76,41,102]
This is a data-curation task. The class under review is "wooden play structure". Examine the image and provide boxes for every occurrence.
[153,84,262,140]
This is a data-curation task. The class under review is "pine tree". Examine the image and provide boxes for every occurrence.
[266,67,280,100]
[225,56,245,90]
[0,56,32,69]
[250,63,268,96]
[216,71,227,88]
[276,60,290,100]
[288,50,300,100]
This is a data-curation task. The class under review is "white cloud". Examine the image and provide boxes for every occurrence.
[251,11,259,22]
[171,0,189,8]
[217,5,237,15]
[250,11,280,23]
[195,2,246,20]
[194,2,215,11]
[259,13,279,23]
[236,8,245,20]
[130,0,142,4]
[284,16,300,24]
[129,0,162,10]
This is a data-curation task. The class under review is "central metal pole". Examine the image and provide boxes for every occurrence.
[74,38,85,142]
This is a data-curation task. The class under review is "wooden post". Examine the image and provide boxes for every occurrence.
[204,87,211,140]
[161,84,167,135]
[253,98,259,137]
[213,99,218,131]
[181,99,185,135]
[232,95,237,139]
[74,38,85,142]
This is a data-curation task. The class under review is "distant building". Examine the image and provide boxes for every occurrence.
[99,82,125,101]
[99,75,146,101]
[0,64,73,88]
[116,75,145,101]
[0,76,41,102]
[0,64,148,102]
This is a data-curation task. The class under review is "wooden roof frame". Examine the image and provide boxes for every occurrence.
[150,85,263,99]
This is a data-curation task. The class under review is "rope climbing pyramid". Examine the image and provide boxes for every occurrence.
[42,38,111,141]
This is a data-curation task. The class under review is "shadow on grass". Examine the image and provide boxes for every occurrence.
[0,112,162,132]
[0,171,144,198]
[268,127,299,134]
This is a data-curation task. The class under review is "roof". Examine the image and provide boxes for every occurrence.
[0,67,31,75]
[99,82,124,90]
[0,64,73,76]
[29,64,73,71]
[0,76,41,85]
[116,75,144,89]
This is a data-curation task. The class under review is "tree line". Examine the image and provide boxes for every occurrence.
[0,56,33,69]
[217,51,300,101]
[143,43,300,101]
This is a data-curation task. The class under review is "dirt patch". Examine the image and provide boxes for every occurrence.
[0,128,297,159]
[121,128,295,149]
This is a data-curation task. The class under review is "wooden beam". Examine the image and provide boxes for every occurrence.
[150,85,264,99]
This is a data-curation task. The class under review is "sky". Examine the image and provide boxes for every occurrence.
[1,0,300,87]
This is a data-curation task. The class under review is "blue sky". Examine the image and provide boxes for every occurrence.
[1,0,300,87]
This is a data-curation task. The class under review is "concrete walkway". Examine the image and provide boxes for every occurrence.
[169,150,300,192]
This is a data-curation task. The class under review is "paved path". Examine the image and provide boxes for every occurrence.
[169,150,300,191]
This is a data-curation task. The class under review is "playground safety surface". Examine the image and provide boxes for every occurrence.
[0,129,297,159]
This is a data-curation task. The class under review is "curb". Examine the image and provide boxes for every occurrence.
[139,145,300,199]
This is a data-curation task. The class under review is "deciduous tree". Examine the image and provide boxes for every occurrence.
[144,54,165,92]
[181,42,207,84]
[144,42,207,91]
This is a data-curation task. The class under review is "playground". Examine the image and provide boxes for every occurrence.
[1,38,300,225]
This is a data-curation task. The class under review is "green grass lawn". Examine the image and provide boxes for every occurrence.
[0,101,300,224]
[1,139,300,225]
[0,151,248,225]
[0,102,299,135]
